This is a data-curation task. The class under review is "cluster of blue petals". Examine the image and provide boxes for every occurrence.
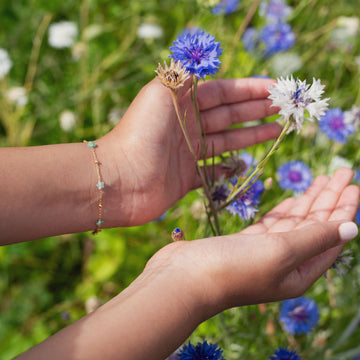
[269,347,302,360]
[242,0,294,58]
[226,179,264,220]
[277,160,312,193]
[178,340,225,360]
[319,107,355,144]
[169,30,223,79]
[279,296,319,335]
[212,0,240,15]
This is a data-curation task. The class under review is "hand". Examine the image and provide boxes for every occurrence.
[145,168,359,317]
[98,77,281,227]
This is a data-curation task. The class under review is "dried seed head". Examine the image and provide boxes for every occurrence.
[155,59,190,91]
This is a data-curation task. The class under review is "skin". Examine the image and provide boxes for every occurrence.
[0,77,358,359]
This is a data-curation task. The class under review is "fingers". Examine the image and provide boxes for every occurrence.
[266,175,330,232]
[276,221,358,296]
[193,78,277,111]
[200,99,278,134]
[202,122,281,156]
[305,168,355,222]
[328,185,360,221]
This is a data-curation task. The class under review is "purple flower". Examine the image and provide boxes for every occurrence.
[242,27,260,52]
[260,0,292,23]
[178,340,225,360]
[279,296,319,335]
[277,161,312,193]
[269,347,302,360]
[242,23,295,58]
[226,179,264,220]
[319,107,355,143]
[169,30,223,79]
[355,207,360,224]
[260,22,295,57]
[212,0,240,15]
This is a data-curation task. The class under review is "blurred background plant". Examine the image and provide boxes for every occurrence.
[1,0,360,359]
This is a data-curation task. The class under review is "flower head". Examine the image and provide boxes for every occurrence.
[279,296,319,335]
[212,0,240,15]
[319,108,355,143]
[155,59,190,91]
[260,0,293,23]
[277,160,312,193]
[48,21,78,49]
[178,340,225,360]
[172,227,185,241]
[221,151,256,177]
[330,249,354,276]
[268,76,329,133]
[226,179,264,220]
[260,22,295,57]
[0,48,12,79]
[169,30,223,79]
[59,110,77,132]
[344,105,360,130]
[6,86,28,107]
[137,23,163,39]
[269,347,302,360]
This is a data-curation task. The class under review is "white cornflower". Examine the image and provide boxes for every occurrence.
[0,48,12,79]
[137,23,163,39]
[48,21,78,49]
[6,86,28,107]
[59,110,77,132]
[328,155,352,176]
[268,76,329,133]
[344,105,360,130]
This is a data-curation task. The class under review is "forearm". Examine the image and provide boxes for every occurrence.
[15,259,204,360]
[0,140,129,244]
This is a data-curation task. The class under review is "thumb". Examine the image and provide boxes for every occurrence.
[287,221,358,268]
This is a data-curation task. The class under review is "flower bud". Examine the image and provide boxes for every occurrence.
[171,227,184,241]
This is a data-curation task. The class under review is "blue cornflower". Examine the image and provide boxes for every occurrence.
[319,108,355,144]
[279,296,319,335]
[212,0,240,15]
[260,22,295,57]
[277,161,312,193]
[259,0,292,23]
[169,30,223,79]
[178,340,225,360]
[226,179,264,220]
[355,207,360,224]
[242,27,260,52]
[269,347,302,360]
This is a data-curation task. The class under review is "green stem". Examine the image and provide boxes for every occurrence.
[221,120,291,210]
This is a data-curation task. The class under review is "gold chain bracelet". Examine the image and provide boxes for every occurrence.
[84,140,104,234]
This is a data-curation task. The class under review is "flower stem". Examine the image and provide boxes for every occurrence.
[170,89,221,236]
[222,120,291,209]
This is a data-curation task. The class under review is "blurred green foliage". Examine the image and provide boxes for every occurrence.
[1,0,360,359]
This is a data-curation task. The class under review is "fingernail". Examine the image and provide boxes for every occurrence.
[339,222,358,242]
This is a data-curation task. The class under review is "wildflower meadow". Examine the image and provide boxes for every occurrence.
[1,0,360,359]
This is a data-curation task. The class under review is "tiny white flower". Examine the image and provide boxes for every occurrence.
[59,110,77,132]
[137,23,163,39]
[6,86,28,107]
[107,107,126,126]
[269,52,303,77]
[48,21,78,49]
[268,76,329,133]
[328,155,352,176]
[344,105,360,130]
[0,48,12,79]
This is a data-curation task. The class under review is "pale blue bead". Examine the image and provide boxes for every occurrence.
[96,219,104,226]
[87,141,96,148]
[96,181,104,190]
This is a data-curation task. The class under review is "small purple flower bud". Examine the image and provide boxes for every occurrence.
[172,227,185,241]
